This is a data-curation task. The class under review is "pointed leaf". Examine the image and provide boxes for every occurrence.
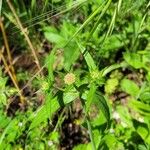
[95,92,110,126]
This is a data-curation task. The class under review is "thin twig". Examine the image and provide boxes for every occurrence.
[6,0,43,76]
[0,17,18,82]
[7,64,46,106]
[0,47,25,104]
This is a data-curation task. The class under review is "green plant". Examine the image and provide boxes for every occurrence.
[0,0,150,149]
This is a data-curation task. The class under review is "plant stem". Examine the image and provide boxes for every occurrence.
[78,97,96,150]
[7,64,46,107]
[0,17,17,83]
[0,47,25,104]
[86,116,96,150]
[6,0,43,76]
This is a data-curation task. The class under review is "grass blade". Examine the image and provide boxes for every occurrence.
[65,0,112,46]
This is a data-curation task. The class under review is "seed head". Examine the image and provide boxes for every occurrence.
[90,70,99,79]
[64,73,76,85]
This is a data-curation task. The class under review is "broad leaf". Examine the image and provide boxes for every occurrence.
[64,42,80,71]
[133,120,150,144]
[95,92,110,127]
[29,96,59,130]
[129,100,150,117]
[121,79,139,97]
[63,90,79,104]
[124,52,143,69]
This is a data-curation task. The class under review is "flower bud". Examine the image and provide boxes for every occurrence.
[64,73,76,85]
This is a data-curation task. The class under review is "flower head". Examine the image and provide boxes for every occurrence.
[64,73,76,85]
[90,70,99,79]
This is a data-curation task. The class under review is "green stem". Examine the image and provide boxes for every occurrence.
[86,117,96,150]
[75,84,96,150]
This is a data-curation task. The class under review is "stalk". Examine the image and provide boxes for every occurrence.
[0,17,17,83]
[6,0,43,76]
[0,47,25,104]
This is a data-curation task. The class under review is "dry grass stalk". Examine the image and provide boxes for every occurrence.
[6,0,43,76]
[0,17,18,82]
[0,47,25,104]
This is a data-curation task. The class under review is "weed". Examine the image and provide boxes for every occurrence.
[0,0,150,149]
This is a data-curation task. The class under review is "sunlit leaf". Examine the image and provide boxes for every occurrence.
[86,84,96,114]
[121,79,139,97]
[133,120,150,144]
[124,52,143,69]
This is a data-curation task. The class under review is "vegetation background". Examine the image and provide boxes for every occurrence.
[0,0,150,149]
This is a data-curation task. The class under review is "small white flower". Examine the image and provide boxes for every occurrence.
[18,122,23,127]
[48,140,53,147]
[112,112,120,120]
[109,128,114,133]
[138,117,144,123]
[121,121,127,127]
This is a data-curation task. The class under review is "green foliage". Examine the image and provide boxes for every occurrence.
[124,52,144,69]
[1,0,150,149]
[121,78,140,97]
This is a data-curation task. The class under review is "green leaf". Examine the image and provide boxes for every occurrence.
[77,42,97,71]
[95,92,110,126]
[52,0,61,3]
[103,134,117,148]
[0,93,7,105]
[81,89,110,126]
[44,26,65,47]
[91,111,107,127]
[102,34,124,53]
[29,96,59,130]
[121,79,139,97]
[129,100,150,117]
[63,90,79,104]
[64,42,80,71]
[86,84,96,114]
[138,144,148,150]
[73,143,91,150]
[124,52,143,69]
[44,32,65,46]
[100,134,124,150]
[29,90,78,130]
[0,119,16,146]
[133,120,150,144]
[45,51,55,82]
[101,61,127,77]
[116,105,133,127]
[137,126,150,144]
[139,90,150,103]
[0,113,10,128]
[0,77,7,89]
